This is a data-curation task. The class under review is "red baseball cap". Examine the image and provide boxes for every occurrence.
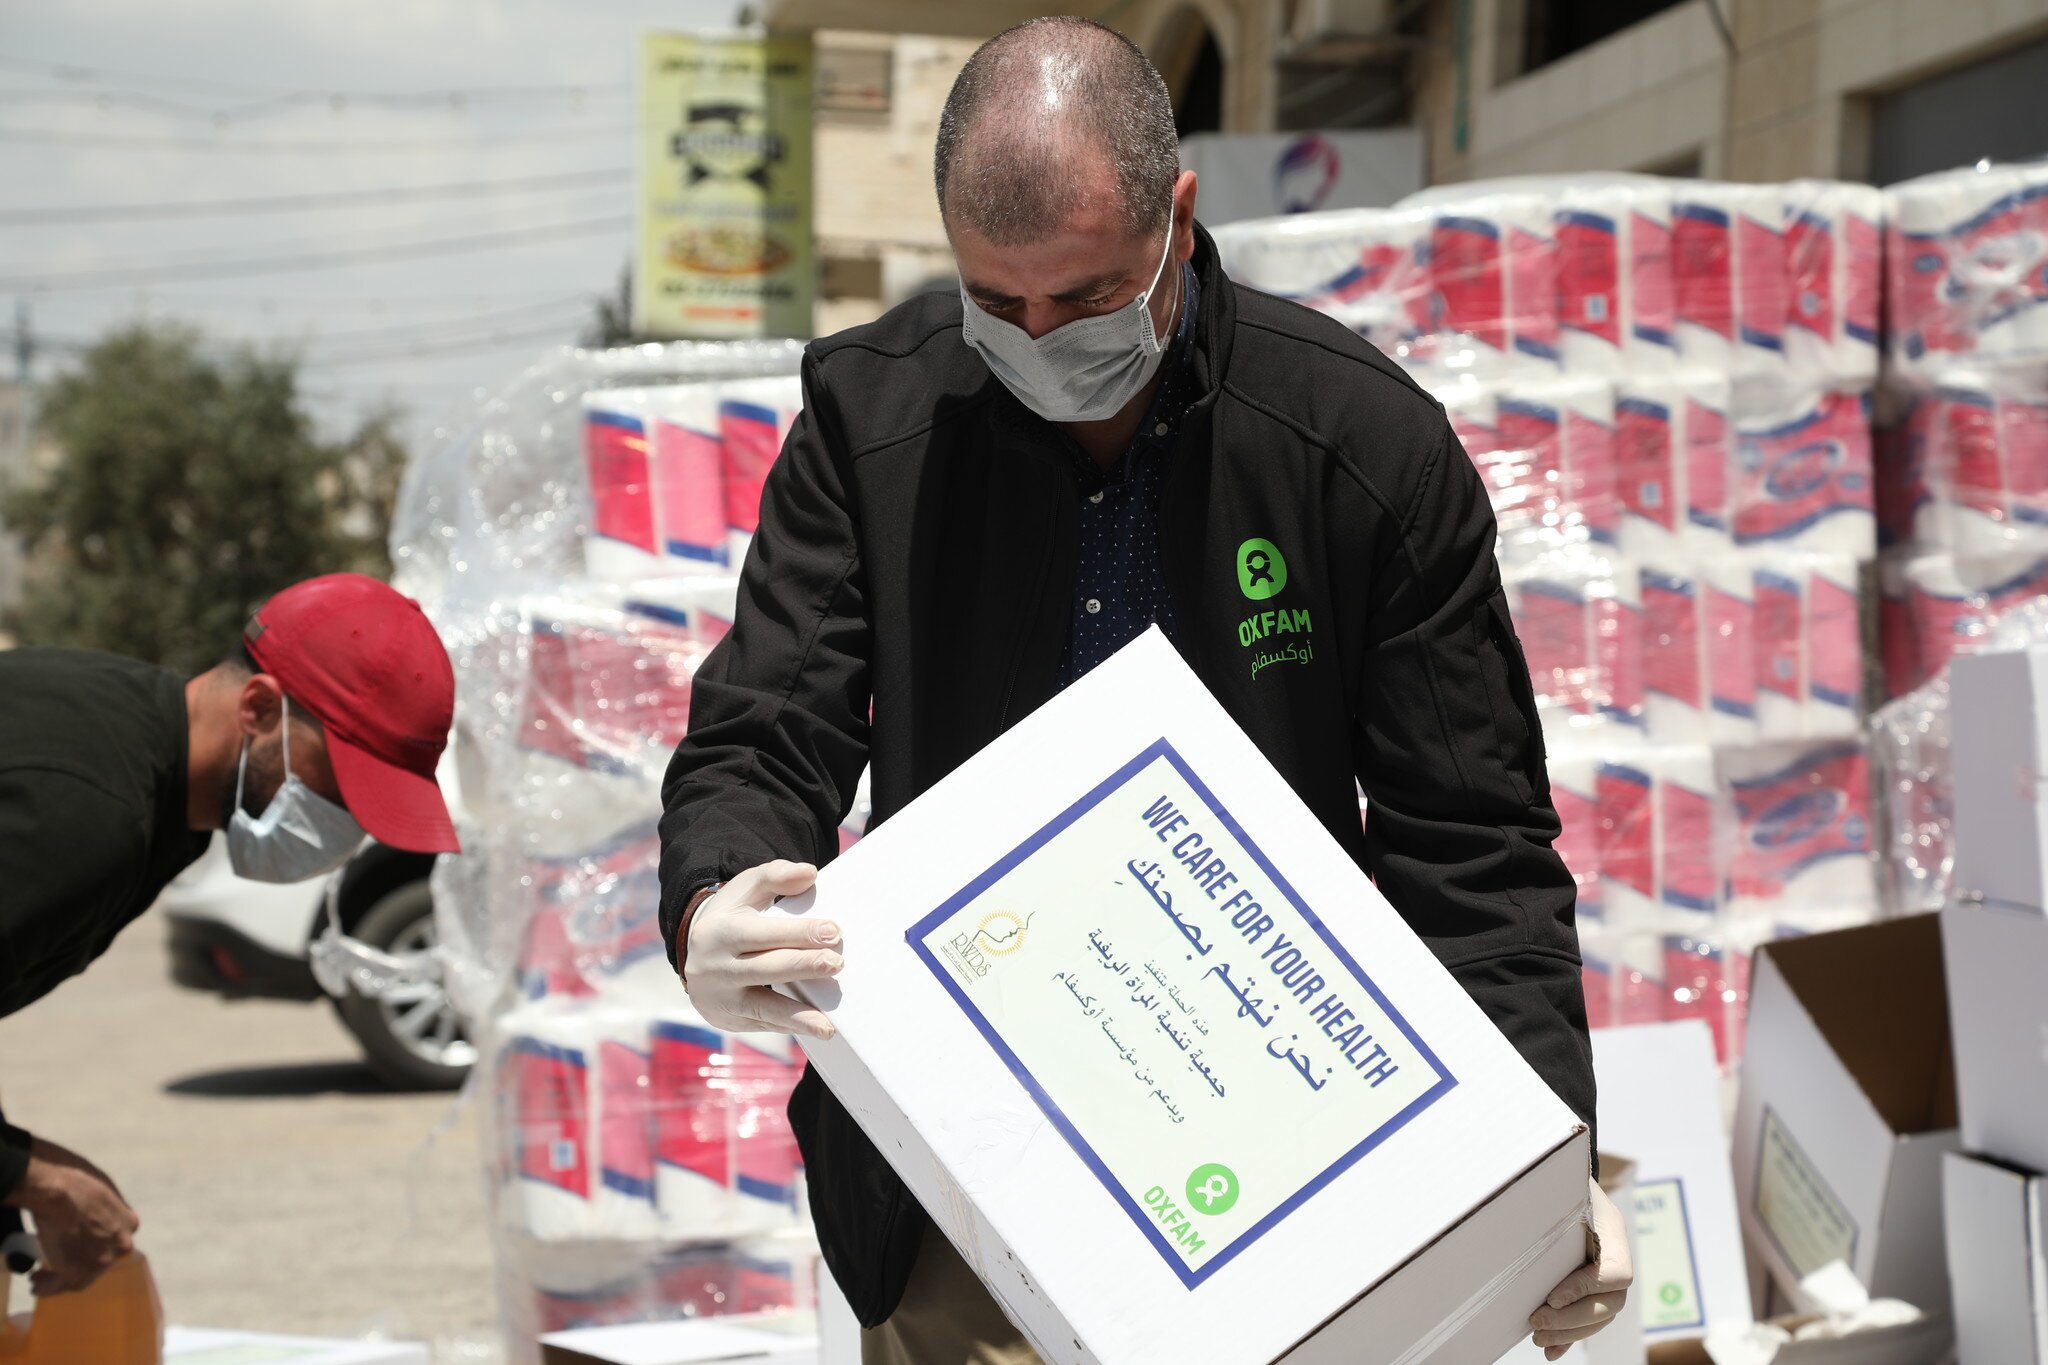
[243,573,460,854]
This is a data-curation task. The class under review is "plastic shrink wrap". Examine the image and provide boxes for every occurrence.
[1220,175,1891,1066]
[389,341,862,1361]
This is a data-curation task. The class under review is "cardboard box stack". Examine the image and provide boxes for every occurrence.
[1214,175,1886,1067]
[389,341,849,1363]
[1938,644,2048,1361]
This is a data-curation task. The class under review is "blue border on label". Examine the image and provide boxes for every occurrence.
[1640,1176,1708,1336]
[905,737,1458,1289]
[1752,1103,1859,1278]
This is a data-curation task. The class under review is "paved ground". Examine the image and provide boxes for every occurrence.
[0,911,503,1361]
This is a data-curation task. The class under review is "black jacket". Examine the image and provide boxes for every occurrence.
[658,225,1593,1328]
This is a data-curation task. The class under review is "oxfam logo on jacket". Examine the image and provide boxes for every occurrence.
[1237,539,1287,600]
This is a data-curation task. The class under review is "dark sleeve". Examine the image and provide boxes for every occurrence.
[658,354,871,967]
[0,1107,29,1201]
[1352,423,1597,1143]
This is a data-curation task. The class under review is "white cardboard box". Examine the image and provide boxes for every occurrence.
[1943,1151,2048,1364]
[538,1314,818,1365]
[1941,900,2048,1174]
[1495,1154,1639,1365]
[782,629,1591,1365]
[1643,1314,1954,1364]
[165,1328,430,1364]
[1949,646,2048,913]
[1731,916,1960,1319]
[1595,1022,1754,1342]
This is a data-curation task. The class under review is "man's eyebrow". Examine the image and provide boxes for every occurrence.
[1049,271,1128,302]
[963,279,1023,306]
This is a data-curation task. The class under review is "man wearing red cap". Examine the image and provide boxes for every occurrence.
[0,572,459,1296]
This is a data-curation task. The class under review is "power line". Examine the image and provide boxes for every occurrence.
[32,296,594,354]
[0,85,626,125]
[314,321,583,367]
[0,122,631,153]
[0,55,625,106]
[0,214,632,292]
[0,167,632,225]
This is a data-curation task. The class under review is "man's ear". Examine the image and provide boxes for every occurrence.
[235,674,285,739]
[1174,169,1198,262]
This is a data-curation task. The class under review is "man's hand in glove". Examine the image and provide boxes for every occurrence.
[680,860,842,1039]
[1528,1176,1634,1359]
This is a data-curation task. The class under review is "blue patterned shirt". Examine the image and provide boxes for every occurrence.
[1053,264,1200,692]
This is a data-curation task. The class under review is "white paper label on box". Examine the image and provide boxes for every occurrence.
[908,740,1455,1286]
[1754,1107,1857,1278]
[1634,1177,1707,1333]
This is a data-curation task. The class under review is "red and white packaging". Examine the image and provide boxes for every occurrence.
[1614,371,1734,561]
[1879,547,2048,695]
[649,381,731,569]
[717,375,803,564]
[1211,209,1434,376]
[1783,180,1884,387]
[1731,384,1876,558]
[582,390,664,581]
[1899,371,2048,555]
[1719,740,1879,921]
[1554,182,1678,378]
[1703,557,1761,746]
[1750,553,1864,742]
[1426,192,1561,379]
[1887,160,2048,378]
[649,1014,806,1241]
[492,1007,662,1243]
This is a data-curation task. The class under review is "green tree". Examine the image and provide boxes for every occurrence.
[2,322,406,674]
[580,262,635,348]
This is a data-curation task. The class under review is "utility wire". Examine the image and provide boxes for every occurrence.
[0,214,632,292]
[0,123,630,153]
[0,167,632,225]
[0,55,623,105]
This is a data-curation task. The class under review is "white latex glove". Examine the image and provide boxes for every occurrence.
[1528,1177,1633,1359]
[680,860,842,1039]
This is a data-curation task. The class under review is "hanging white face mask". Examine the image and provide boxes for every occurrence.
[226,698,366,884]
[959,207,1182,423]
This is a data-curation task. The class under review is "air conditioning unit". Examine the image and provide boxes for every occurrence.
[1283,0,1399,63]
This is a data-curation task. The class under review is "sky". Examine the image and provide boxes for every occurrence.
[2,0,742,447]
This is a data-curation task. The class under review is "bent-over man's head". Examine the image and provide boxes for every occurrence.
[937,16,1198,421]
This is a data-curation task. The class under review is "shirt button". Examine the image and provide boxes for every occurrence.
[1089,490,1104,504]
[1153,422,1169,437]
[1085,598,1102,614]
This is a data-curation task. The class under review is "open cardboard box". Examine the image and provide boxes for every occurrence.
[783,629,1591,1364]
[1731,916,1959,1319]
[1642,1312,1952,1364]
[537,1313,818,1365]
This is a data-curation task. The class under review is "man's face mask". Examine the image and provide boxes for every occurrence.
[959,206,1181,423]
[226,697,365,884]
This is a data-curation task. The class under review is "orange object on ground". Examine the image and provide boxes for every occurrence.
[0,1252,163,1364]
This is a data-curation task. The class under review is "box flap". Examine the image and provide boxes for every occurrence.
[1944,1151,2048,1365]
[1757,918,1956,1136]
[1942,902,2048,1174]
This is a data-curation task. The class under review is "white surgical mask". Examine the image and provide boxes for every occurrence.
[226,698,365,883]
[960,208,1182,423]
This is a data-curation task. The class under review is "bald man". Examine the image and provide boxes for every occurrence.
[660,17,1627,1363]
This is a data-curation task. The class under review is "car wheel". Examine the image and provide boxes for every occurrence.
[332,881,476,1091]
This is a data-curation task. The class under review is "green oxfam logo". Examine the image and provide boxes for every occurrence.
[1186,1163,1240,1216]
[1660,1282,1684,1306]
[1236,538,1287,600]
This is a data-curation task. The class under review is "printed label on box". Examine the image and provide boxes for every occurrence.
[1754,1106,1857,1278]
[910,739,1455,1287]
[1634,1177,1706,1333]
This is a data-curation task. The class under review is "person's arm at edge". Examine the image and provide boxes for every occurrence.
[1350,418,1598,1147]
[658,351,871,972]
